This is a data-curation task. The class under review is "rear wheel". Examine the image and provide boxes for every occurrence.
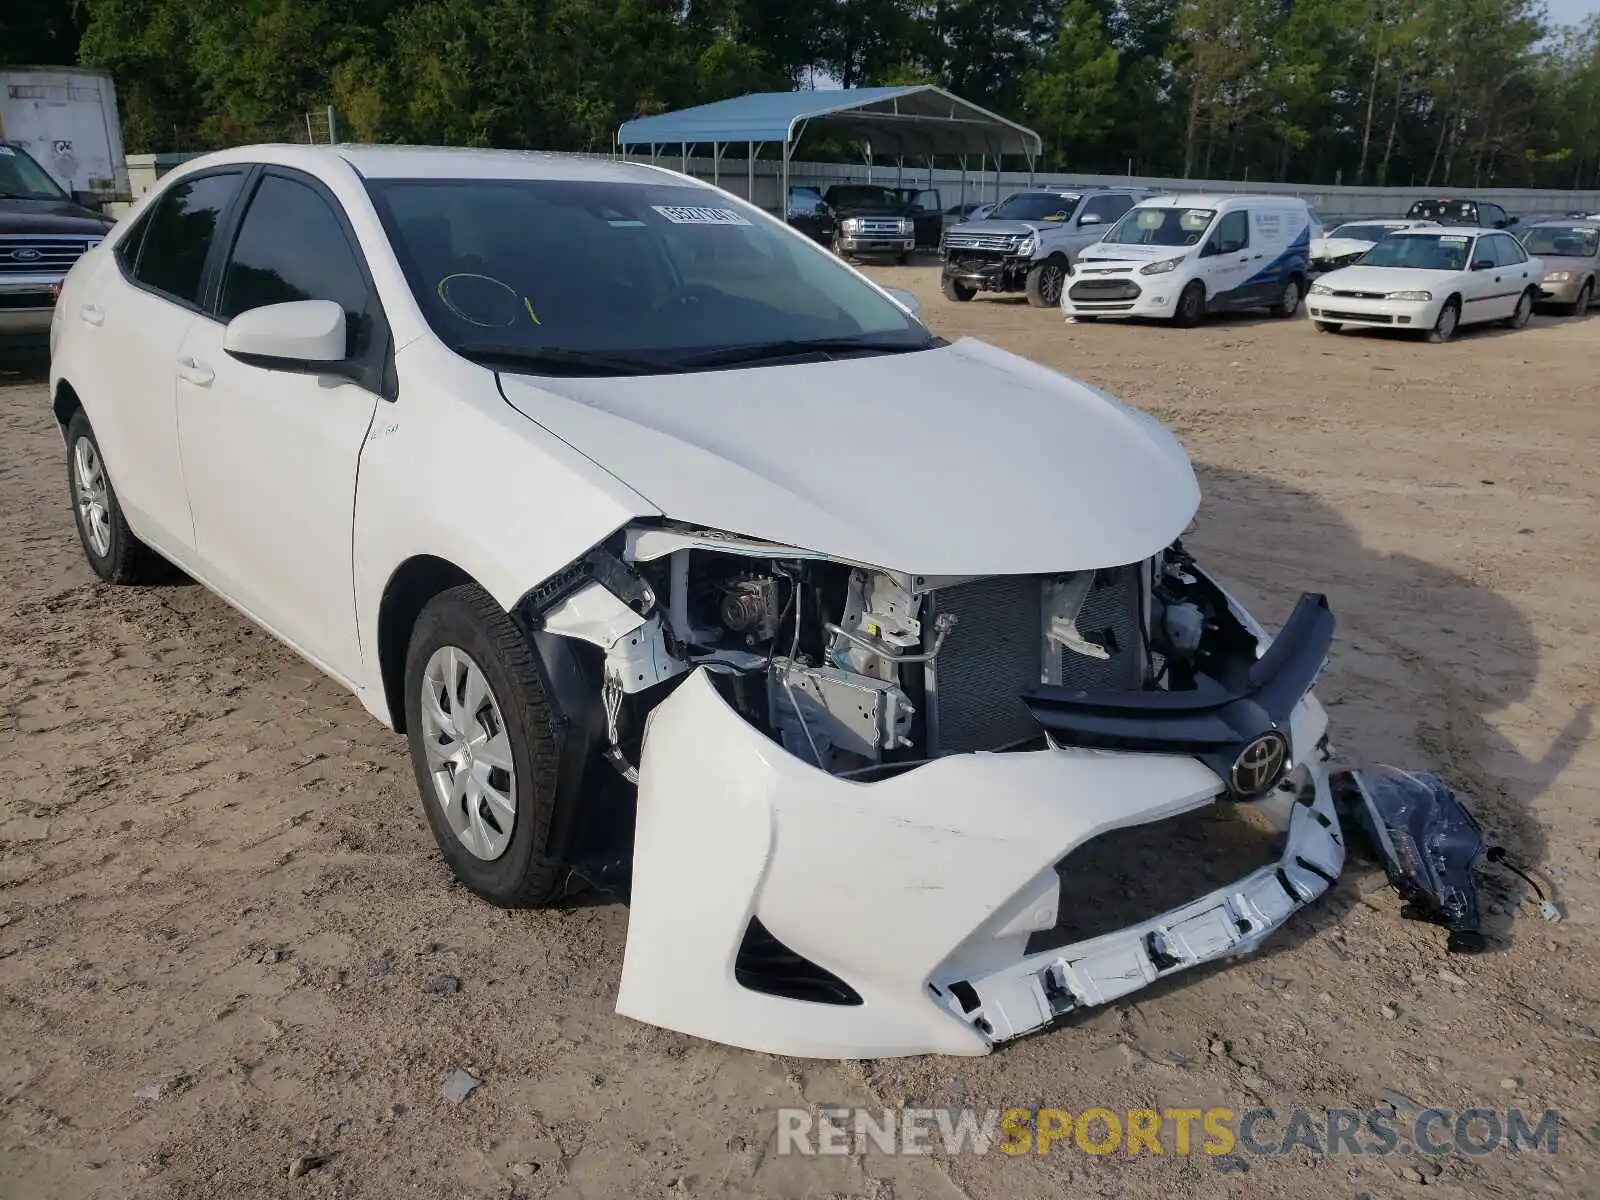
[1024,257,1067,308]
[1271,276,1303,318]
[1429,298,1460,343]
[1313,321,1342,334]
[404,583,567,908]
[1503,288,1534,330]
[64,409,164,584]
[1173,280,1206,327]
[941,275,976,302]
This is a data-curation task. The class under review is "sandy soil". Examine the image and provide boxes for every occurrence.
[2,272,1597,1200]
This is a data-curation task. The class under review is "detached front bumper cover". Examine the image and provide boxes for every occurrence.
[615,669,1346,1059]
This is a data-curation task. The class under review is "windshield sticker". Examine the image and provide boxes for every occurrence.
[607,219,646,228]
[1439,235,1469,245]
[0,146,13,156]
[652,205,752,227]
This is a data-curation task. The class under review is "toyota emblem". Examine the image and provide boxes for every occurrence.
[1229,731,1289,799]
[8,247,42,263]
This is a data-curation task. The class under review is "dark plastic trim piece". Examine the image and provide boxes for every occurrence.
[1022,592,1335,788]
[734,917,863,1006]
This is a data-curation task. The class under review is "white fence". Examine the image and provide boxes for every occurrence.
[124,150,1600,220]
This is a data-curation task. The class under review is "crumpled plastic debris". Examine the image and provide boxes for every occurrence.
[1333,766,1488,953]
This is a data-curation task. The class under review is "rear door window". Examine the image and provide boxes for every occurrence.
[131,172,246,306]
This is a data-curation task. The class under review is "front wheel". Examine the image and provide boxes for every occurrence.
[1572,280,1592,317]
[1271,277,1303,318]
[404,583,567,908]
[1429,299,1460,343]
[64,409,163,584]
[1024,258,1067,308]
[1173,280,1206,327]
[1503,288,1534,330]
[831,235,852,263]
[941,275,976,302]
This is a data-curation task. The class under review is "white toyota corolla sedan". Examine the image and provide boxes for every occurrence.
[49,145,1348,1059]
[1306,226,1542,341]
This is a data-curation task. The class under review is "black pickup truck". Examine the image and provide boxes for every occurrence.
[821,184,944,262]
[1,142,114,357]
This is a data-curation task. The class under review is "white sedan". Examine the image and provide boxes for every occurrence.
[49,145,1347,1059]
[1307,227,1541,342]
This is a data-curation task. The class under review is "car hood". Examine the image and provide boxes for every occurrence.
[1315,264,1458,291]
[497,338,1199,576]
[1311,237,1375,259]
[951,219,1064,237]
[0,197,113,235]
[1077,242,1187,263]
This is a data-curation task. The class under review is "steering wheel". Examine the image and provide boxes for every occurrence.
[648,283,724,317]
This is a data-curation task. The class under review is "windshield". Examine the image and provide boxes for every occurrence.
[1330,222,1406,242]
[1101,206,1215,247]
[826,186,902,211]
[1357,233,1475,271]
[0,144,69,201]
[988,192,1080,222]
[1406,200,1476,223]
[1522,226,1599,257]
[367,178,934,374]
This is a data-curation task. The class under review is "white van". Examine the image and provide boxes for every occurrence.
[1062,194,1314,326]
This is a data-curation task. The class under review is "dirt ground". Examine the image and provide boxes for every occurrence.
[2,269,1598,1200]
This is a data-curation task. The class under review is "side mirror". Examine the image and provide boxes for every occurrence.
[1505,216,1519,227]
[71,189,104,213]
[1471,259,1495,271]
[881,286,921,317]
[1078,212,1102,227]
[224,299,348,371]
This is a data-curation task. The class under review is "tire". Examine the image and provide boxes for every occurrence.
[1173,280,1206,327]
[941,275,976,302]
[1271,276,1303,318]
[1074,315,1100,323]
[1503,288,1534,330]
[64,409,163,584]
[831,234,851,263]
[1024,257,1068,308]
[403,583,567,908]
[1428,298,1460,343]
[895,252,910,266]
[1571,280,1592,317]
[1313,321,1342,334]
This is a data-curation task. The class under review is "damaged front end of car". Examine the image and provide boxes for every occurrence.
[512,521,1347,1059]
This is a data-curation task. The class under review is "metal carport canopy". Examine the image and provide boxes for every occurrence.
[616,86,1040,160]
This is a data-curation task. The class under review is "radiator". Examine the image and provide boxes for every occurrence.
[926,567,1145,755]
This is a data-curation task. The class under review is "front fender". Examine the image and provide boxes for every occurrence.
[351,342,657,719]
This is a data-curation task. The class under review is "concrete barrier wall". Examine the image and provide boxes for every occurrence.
[124,150,1600,220]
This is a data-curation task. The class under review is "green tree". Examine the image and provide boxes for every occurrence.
[1022,0,1119,169]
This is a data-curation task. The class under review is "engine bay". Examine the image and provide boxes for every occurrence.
[525,524,1266,786]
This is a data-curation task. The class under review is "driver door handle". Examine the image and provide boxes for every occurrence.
[79,303,104,326]
[177,356,214,387]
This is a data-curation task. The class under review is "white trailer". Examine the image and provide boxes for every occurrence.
[0,67,128,199]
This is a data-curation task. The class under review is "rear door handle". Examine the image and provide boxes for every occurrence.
[79,303,104,326]
[177,356,214,387]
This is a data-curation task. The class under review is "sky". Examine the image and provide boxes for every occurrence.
[1548,0,1600,27]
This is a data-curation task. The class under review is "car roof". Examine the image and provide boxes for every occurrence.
[164,143,692,186]
[1133,193,1304,209]
[1526,217,1600,227]
[1387,225,1498,236]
